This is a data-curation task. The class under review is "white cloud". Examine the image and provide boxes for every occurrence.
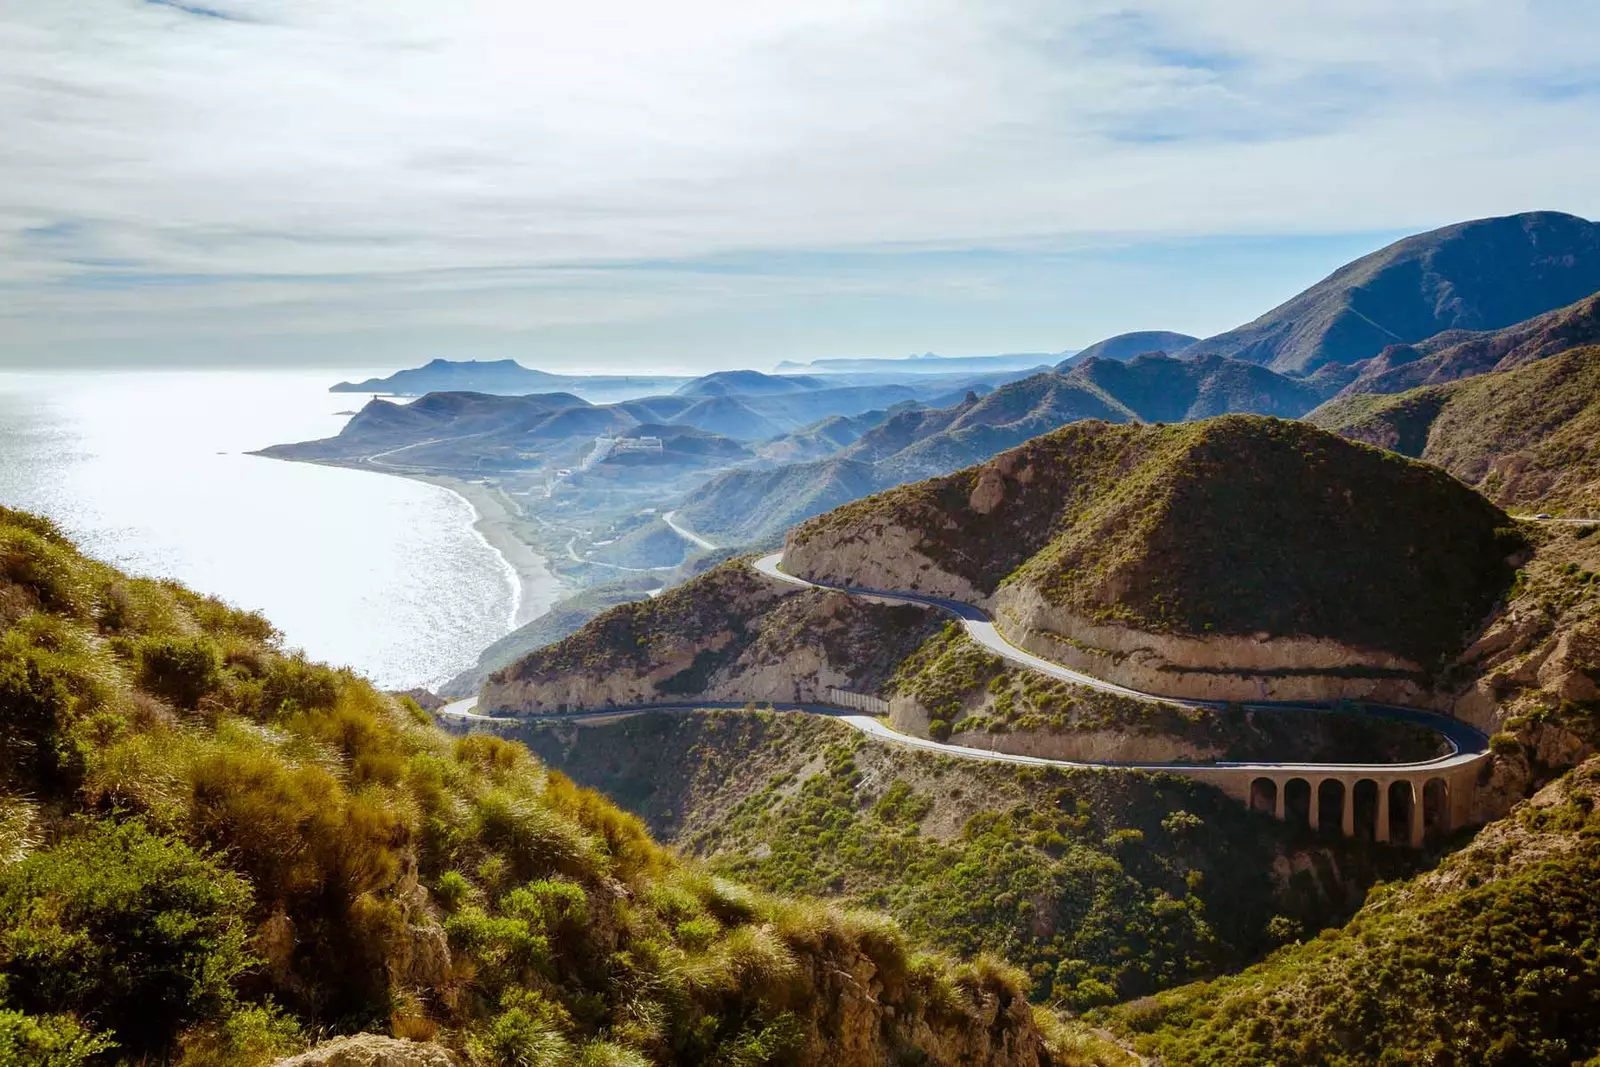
[1,0,1598,364]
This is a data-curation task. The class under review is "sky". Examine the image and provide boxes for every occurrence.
[2,1,1599,373]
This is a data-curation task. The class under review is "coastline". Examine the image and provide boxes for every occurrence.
[412,473,566,630]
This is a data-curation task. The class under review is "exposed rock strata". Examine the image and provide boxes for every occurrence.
[483,563,941,714]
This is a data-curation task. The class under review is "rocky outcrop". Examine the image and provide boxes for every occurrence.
[273,1035,459,1067]
[788,944,1049,1067]
[483,563,941,715]
[995,583,1429,705]
[785,520,989,604]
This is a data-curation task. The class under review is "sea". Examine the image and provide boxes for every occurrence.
[0,368,519,691]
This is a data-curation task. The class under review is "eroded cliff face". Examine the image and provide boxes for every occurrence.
[994,583,1430,705]
[784,519,990,604]
[482,563,942,715]
[1448,523,1600,799]
[785,519,1436,705]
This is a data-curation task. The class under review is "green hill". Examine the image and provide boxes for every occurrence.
[1061,353,1323,421]
[0,506,1054,1067]
[1338,289,1600,396]
[1309,345,1600,515]
[1183,211,1600,375]
[1113,755,1600,1065]
[790,417,1520,673]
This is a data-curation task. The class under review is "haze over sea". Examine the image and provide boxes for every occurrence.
[0,369,521,690]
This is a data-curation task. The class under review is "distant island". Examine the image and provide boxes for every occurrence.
[331,357,690,399]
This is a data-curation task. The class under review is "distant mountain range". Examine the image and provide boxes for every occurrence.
[773,351,1064,375]
[268,369,991,475]
[671,351,1322,545]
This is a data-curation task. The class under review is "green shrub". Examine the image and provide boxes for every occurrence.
[0,1010,115,1067]
[0,819,253,1058]
[138,635,221,709]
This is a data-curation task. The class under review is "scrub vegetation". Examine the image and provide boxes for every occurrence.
[0,506,1058,1067]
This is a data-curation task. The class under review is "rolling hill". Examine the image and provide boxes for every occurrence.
[1182,211,1600,375]
[1056,331,1199,367]
[1062,353,1323,420]
[788,416,1520,699]
[1309,345,1600,514]
[1337,288,1600,395]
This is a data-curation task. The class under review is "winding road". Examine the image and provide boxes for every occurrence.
[662,510,719,551]
[439,551,1488,779]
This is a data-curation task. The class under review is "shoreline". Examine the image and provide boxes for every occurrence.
[413,473,566,631]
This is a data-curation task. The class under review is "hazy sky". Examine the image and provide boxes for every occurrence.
[3,1,1599,372]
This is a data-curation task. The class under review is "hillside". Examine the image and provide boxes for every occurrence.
[1114,755,1600,1065]
[788,417,1520,700]
[673,373,1133,546]
[479,709,1421,1013]
[1056,331,1199,367]
[481,561,945,714]
[0,505,1058,1067]
[1182,211,1600,375]
[1309,345,1600,514]
[1339,288,1600,395]
[1061,353,1323,421]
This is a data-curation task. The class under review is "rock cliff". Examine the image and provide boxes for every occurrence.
[483,561,942,714]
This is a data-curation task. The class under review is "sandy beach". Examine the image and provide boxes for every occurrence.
[415,474,566,629]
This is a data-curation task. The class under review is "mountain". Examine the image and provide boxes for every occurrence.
[1061,353,1323,420]
[788,416,1519,698]
[1182,211,1600,375]
[1117,754,1600,1065]
[1337,288,1600,395]
[331,357,686,398]
[0,504,1055,1066]
[673,373,1132,546]
[673,370,829,396]
[1308,344,1600,514]
[1056,331,1199,367]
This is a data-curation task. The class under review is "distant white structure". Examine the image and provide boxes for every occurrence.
[586,435,663,465]
[614,436,664,453]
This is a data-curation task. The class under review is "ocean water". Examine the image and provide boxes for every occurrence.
[0,369,518,690]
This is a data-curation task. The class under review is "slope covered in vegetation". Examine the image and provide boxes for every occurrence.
[493,710,1420,1016]
[1061,354,1322,421]
[1337,288,1600,396]
[0,506,1055,1067]
[790,416,1519,669]
[1309,345,1600,515]
[1113,755,1600,1065]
